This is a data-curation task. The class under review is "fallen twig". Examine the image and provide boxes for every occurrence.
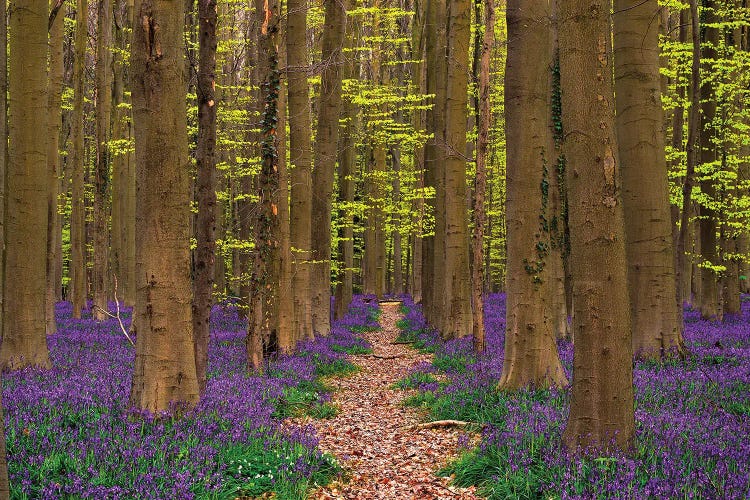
[93,275,135,347]
[391,340,415,345]
[403,420,479,430]
[367,354,403,360]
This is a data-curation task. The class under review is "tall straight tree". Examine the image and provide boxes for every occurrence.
[129,0,199,412]
[192,0,218,395]
[1,0,51,370]
[287,0,313,341]
[70,0,88,319]
[471,0,494,353]
[333,0,360,320]
[248,0,296,368]
[0,0,6,344]
[310,0,346,335]
[0,374,8,498]
[500,0,567,388]
[421,0,446,326]
[558,0,635,452]
[439,0,473,339]
[47,0,65,335]
[613,0,684,357]
[698,0,720,320]
[93,0,113,321]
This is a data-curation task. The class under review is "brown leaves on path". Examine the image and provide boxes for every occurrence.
[290,302,482,499]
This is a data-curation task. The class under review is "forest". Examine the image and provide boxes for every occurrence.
[0,0,747,497]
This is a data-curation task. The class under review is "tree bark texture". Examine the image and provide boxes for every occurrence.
[310,0,346,334]
[129,0,200,413]
[93,0,113,320]
[500,0,567,388]
[192,0,218,394]
[287,0,314,341]
[1,0,51,370]
[440,0,476,339]
[471,0,493,353]
[47,0,65,334]
[558,0,635,453]
[698,0,719,320]
[70,0,88,319]
[613,0,684,357]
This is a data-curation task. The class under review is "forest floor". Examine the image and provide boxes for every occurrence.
[289,302,481,499]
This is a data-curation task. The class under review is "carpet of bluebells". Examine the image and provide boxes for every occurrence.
[395,294,750,499]
[2,296,378,499]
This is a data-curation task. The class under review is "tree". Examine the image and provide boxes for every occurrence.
[92,0,113,321]
[70,0,88,319]
[613,0,684,357]
[499,0,567,388]
[698,0,720,320]
[192,0,218,395]
[248,0,296,369]
[46,0,65,335]
[438,0,475,339]
[472,0,494,353]
[287,0,314,341]
[129,0,199,413]
[558,0,635,452]
[0,0,52,370]
[310,0,347,335]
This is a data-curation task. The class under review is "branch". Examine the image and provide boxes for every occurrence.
[93,274,135,347]
[402,420,479,430]
[48,0,66,32]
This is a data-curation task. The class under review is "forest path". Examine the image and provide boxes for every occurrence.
[300,301,481,499]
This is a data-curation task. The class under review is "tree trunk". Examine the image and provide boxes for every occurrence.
[334,1,359,319]
[310,0,346,334]
[93,0,113,321]
[500,0,567,388]
[192,0,218,395]
[613,0,684,358]
[559,0,635,453]
[129,0,199,413]
[471,0,493,354]
[440,0,473,339]
[47,0,65,335]
[676,0,701,311]
[698,0,719,321]
[1,0,51,370]
[0,0,6,342]
[287,0,314,341]
[70,0,88,319]
[391,147,403,295]
[421,0,446,325]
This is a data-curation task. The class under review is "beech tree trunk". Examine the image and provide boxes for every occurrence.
[287,0,314,341]
[471,0,493,353]
[391,147,403,295]
[0,0,6,342]
[70,0,88,319]
[409,0,424,303]
[440,0,475,339]
[1,0,51,370]
[93,0,113,320]
[334,1,359,319]
[192,0,218,394]
[613,0,684,358]
[421,0,447,325]
[129,0,199,413]
[500,0,567,388]
[559,0,635,453]
[698,0,719,320]
[676,0,701,310]
[47,0,65,335]
[310,0,346,334]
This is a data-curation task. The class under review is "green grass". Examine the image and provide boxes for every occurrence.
[392,371,439,390]
[331,344,373,355]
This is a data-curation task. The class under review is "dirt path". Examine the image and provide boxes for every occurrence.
[300,302,481,499]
